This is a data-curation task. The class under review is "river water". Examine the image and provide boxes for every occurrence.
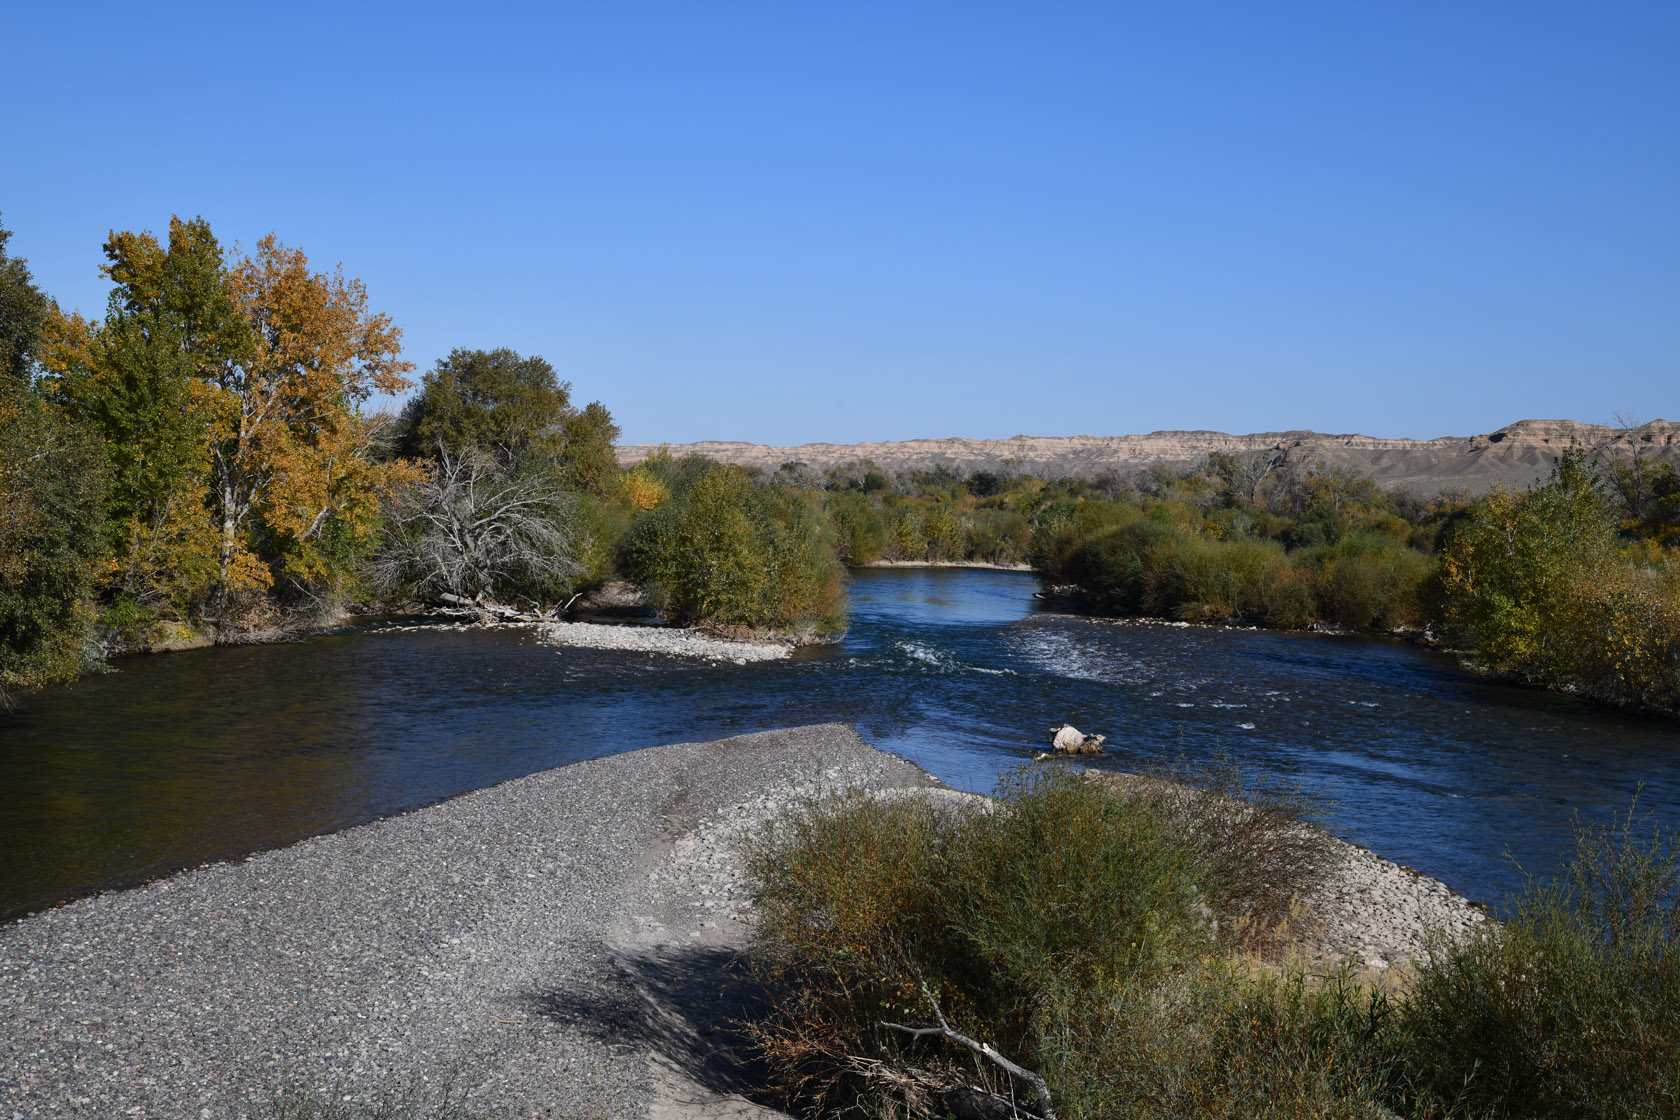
[3,567,1676,922]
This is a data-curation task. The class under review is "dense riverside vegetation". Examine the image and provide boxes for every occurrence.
[0,214,850,707]
[747,767,1680,1120]
[2,209,1676,715]
[998,448,1678,714]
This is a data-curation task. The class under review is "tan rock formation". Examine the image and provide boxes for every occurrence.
[618,418,1680,493]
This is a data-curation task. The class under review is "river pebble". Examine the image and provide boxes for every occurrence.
[1298,842,1490,972]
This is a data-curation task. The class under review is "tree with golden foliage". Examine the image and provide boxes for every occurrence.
[40,217,237,607]
[207,234,417,605]
[39,216,417,622]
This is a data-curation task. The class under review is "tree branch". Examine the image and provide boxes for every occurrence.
[881,983,1057,1120]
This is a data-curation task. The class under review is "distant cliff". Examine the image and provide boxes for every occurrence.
[617,419,1680,493]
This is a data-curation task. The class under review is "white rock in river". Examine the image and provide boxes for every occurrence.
[1050,723,1106,754]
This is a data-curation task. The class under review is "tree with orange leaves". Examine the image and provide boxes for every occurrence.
[204,233,417,607]
[41,216,418,622]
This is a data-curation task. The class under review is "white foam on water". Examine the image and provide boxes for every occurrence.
[895,640,959,672]
[1009,627,1150,685]
[1237,722,1257,730]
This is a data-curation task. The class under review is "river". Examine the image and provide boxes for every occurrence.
[2,567,1676,922]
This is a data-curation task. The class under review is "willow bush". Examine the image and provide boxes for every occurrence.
[620,463,846,635]
[1442,451,1680,713]
[745,765,1346,1119]
[1396,808,1680,1118]
[747,767,1676,1120]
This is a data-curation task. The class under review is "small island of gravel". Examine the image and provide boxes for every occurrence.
[537,620,793,663]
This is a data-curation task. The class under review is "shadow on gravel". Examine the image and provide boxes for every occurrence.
[526,945,789,1114]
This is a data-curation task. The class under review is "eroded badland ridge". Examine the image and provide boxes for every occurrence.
[619,418,1680,492]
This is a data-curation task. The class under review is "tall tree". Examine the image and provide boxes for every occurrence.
[560,399,622,496]
[39,217,239,599]
[399,347,620,493]
[205,234,416,600]
[0,216,106,708]
[40,218,417,613]
[0,215,48,384]
[401,347,573,468]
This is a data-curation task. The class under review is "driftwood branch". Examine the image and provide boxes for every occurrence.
[881,982,1056,1120]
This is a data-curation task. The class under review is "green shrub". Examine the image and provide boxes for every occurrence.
[1029,498,1140,581]
[746,764,1343,1118]
[967,508,1031,564]
[824,490,887,563]
[885,503,926,560]
[1,388,108,708]
[1442,453,1680,712]
[1038,962,1397,1120]
[567,491,630,589]
[747,768,1203,1115]
[620,464,846,634]
[1397,806,1680,1118]
[1112,761,1338,953]
[1312,534,1436,630]
[99,592,160,649]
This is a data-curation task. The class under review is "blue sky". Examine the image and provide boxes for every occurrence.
[4,2,1675,444]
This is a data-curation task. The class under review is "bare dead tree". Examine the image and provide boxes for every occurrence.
[369,447,579,605]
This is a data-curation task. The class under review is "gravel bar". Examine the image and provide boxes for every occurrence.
[536,623,792,663]
[0,724,935,1120]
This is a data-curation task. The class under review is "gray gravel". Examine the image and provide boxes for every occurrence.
[0,724,931,1120]
[536,624,791,663]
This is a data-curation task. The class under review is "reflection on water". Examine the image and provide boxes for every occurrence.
[3,568,1677,921]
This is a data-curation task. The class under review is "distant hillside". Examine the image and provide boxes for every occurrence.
[618,419,1680,494]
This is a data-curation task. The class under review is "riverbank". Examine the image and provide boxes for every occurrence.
[0,724,1489,1119]
[0,726,927,1119]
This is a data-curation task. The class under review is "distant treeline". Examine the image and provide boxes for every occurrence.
[3,212,1677,715]
[669,437,1679,714]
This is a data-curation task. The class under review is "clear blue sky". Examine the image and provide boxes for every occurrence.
[4,2,1676,444]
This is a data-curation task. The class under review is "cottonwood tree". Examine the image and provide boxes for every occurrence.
[399,347,620,495]
[370,447,578,604]
[207,234,417,601]
[40,217,418,614]
[41,218,236,599]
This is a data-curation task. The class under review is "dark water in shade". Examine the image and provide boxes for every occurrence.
[2,567,1677,922]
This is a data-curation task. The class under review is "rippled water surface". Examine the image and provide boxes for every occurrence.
[3,568,1676,921]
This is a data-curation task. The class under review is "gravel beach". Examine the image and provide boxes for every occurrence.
[0,725,932,1120]
[0,724,1488,1119]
